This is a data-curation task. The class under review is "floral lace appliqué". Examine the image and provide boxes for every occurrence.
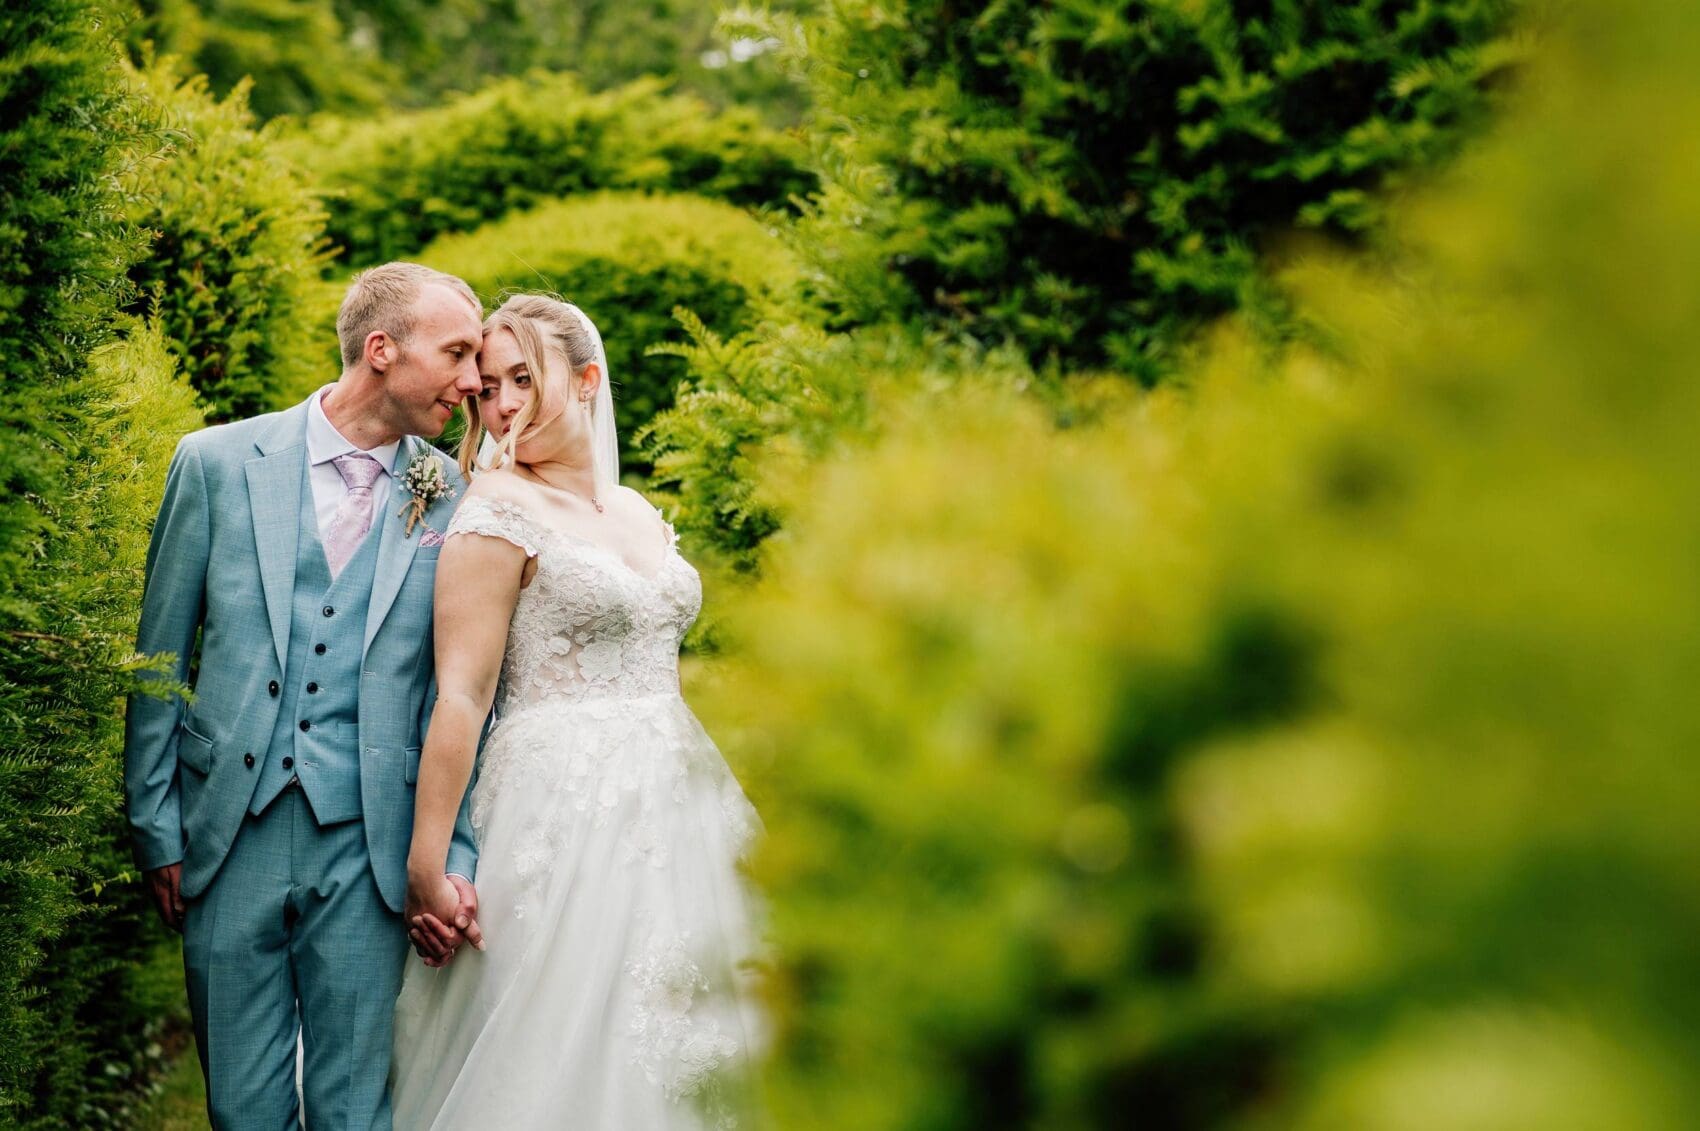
[627,931,741,1111]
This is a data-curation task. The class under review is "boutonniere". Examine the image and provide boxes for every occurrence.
[397,451,455,537]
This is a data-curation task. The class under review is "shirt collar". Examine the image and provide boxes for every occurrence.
[308,386,401,474]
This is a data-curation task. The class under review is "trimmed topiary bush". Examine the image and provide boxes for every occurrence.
[123,59,336,422]
[419,191,801,474]
[282,72,815,270]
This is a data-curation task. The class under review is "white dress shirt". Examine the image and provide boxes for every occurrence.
[306,386,399,542]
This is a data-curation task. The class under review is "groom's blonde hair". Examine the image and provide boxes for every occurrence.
[337,262,479,370]
[458,293,598,479]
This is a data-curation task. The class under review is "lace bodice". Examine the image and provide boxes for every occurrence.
[446,494,700,712]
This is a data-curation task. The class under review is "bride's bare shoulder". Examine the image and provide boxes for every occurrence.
[463,466,539,507]
[610,485,672,531]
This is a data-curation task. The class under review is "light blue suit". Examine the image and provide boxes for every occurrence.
[124,397,476,1129]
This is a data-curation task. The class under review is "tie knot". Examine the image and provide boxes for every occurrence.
[332,452,383,491]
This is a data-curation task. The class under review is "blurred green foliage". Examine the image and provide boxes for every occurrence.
[420,191,799,473]
[130,0,807,120]
[701,1,1700,1126]
[128,0,386,118]
[281,71,815,269]
[640,0,1525,571]
[124,59,336,421]
[759,0,1520,378]
[641,318,1037,572]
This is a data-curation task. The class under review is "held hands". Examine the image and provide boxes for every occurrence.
[405,870,484,967]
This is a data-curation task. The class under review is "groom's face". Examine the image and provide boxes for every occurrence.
[385,284,483,435]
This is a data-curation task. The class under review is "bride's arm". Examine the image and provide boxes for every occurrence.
[405,528,528,935]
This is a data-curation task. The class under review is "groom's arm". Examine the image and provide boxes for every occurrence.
[124,437,211,876]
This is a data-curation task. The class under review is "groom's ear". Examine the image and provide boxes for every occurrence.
[365,330,395,374]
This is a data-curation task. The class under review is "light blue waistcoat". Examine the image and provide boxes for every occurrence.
[250,465,383,821]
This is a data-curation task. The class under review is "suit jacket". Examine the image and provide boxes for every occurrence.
[123,398,477,912]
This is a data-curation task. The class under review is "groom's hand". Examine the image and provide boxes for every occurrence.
[406,872,484,966]
[145,863,186,932]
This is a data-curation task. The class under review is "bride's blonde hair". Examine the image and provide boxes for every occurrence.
[458,293,600,479]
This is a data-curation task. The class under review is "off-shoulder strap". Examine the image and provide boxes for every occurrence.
[446,494,542,558]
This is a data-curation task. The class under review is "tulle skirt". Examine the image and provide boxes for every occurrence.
[391,692,763,1130]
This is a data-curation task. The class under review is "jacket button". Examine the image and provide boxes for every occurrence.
[314,643,327,655]
[299,720,311,732]
[282,756,294,770]
[268,680,280,697]
[243,753,255,769]
[323,606,335,617]
[306,682,319,694]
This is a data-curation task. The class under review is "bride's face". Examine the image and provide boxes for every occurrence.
[475,327,535,442]
[477,324,589,465]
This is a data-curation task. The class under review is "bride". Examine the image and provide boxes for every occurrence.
[389,294,762,1128]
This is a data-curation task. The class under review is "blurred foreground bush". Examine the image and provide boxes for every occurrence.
[420,191,799,473]
[124,60,335,421]
[285,72,815,270]
[707,1,1700,1125]
[758,0,1520,377]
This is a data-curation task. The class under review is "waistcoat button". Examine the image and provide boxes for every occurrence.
[299,719,311,732]
[243,753,255,768]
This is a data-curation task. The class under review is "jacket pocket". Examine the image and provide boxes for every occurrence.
[177,717,214,775]
[405,746,422,785]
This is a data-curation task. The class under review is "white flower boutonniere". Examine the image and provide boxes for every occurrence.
[397,451,455,537]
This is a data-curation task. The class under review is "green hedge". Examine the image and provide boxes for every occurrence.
[124,60,336,422]
[419,191,801,474]
[0,1,158,1117]
[762,0,1520,377]
[124,0,384,120]
[12,327,206,1128]
[283,72,816,270]
[702,1,1700,1124]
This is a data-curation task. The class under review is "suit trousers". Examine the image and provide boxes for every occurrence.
[183,782,407,1130]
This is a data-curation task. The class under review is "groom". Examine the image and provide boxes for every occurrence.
[125,262,485,1128]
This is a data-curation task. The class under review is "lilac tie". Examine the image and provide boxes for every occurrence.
[324,453,383,578]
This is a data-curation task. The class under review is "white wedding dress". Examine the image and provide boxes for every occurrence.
[391,495,763,1130]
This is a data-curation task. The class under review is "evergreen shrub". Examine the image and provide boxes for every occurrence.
[703,2,1700,1125]
[767,0,1521,377]
[2,324,205,1127]
[419,192,801,474]
[125,0,383,119]
[285,72,816,270]
[0,0,157,1116]
[640,320,1035,572]
[124,60,335,421]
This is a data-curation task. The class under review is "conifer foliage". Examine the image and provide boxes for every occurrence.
[123,60,334,422]
[0,5,204,1124]
[785,0,1519,377]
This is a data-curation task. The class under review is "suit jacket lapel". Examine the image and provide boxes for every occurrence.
[364,437,426,654]
[245,402,311,672]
